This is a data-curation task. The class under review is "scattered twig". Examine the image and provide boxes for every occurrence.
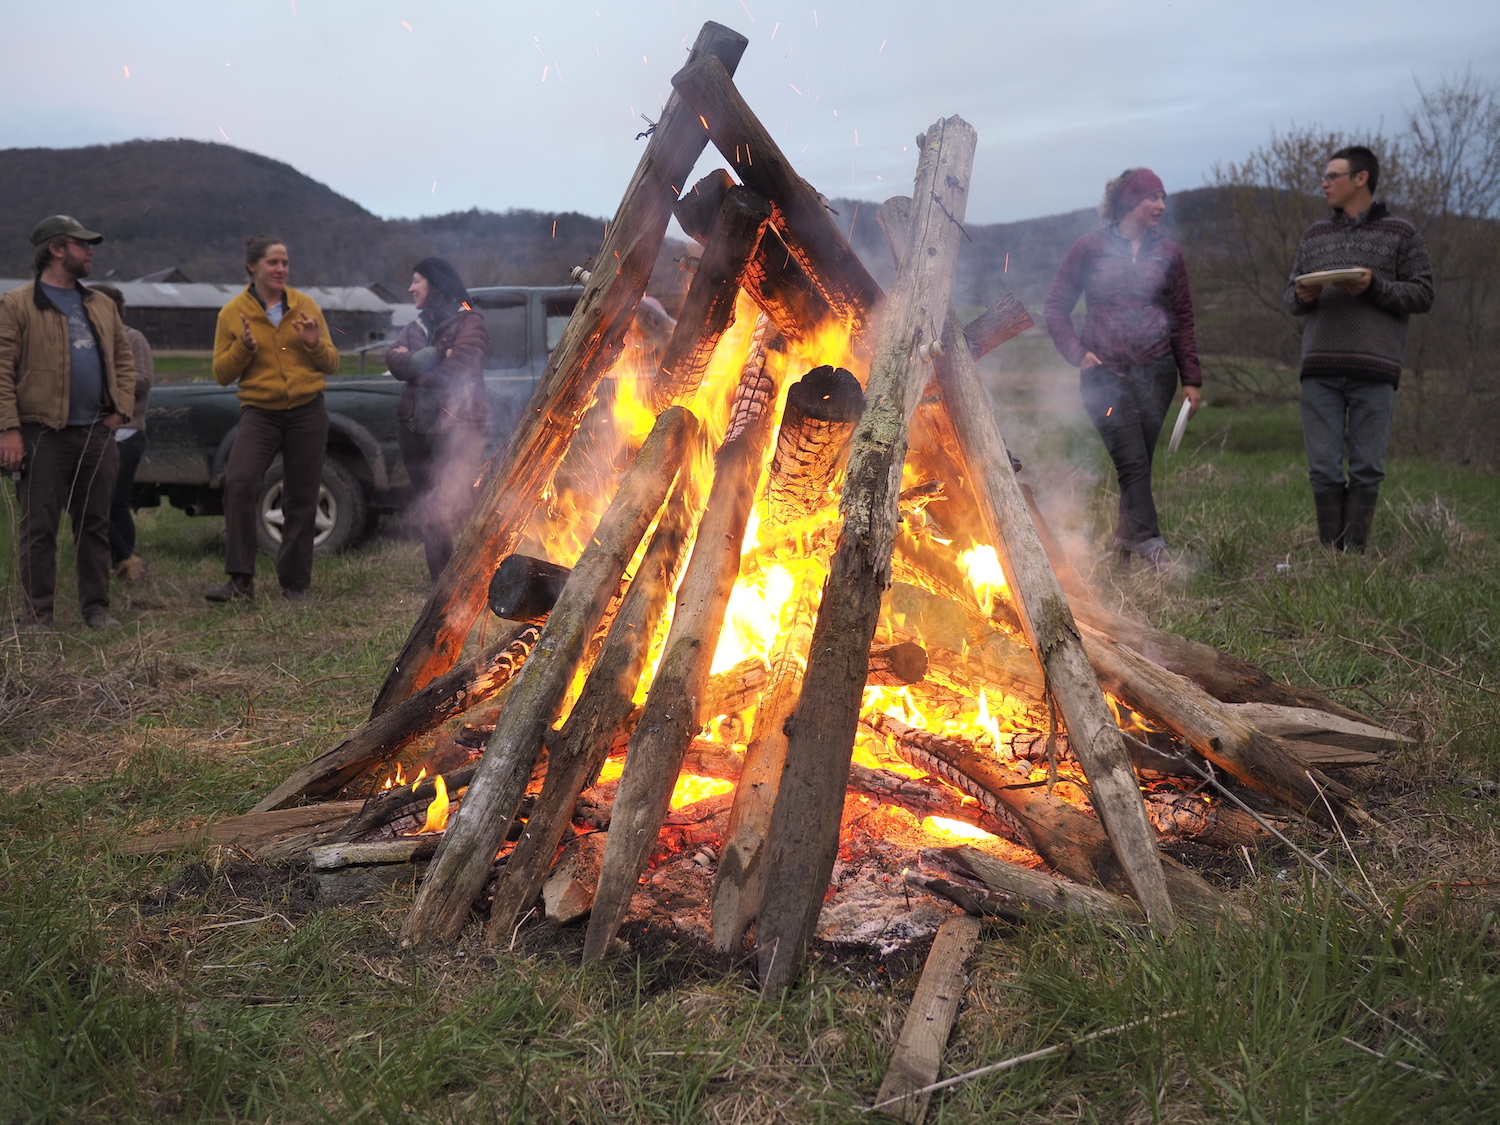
[1309,770,1387,916]
[1337,635,1499,696]
[1341,1037,1448,1081]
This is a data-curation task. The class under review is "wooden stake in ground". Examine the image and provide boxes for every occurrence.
[400,407,699,944]
[582,319,779,963]
[873,915,982,1123]
[651,186,772,408]
[251,624,538,813]
[879,193,1175,933]
[483,470,702,942]
[753,118,979,994]
[370,22,747,715]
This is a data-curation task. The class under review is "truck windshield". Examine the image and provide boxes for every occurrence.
[544,295,578,357]
[472,294,528,370]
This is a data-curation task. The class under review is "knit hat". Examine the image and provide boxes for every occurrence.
[412,257,470,305]
[1115,169,1165,219]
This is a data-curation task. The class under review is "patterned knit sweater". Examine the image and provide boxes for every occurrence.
[1282,202,1434,387]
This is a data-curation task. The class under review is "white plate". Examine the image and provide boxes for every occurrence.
[1295,268,1366,285]
[1166,398,1192,456]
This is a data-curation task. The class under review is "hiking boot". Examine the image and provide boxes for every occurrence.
[1312,487,1347,551]
[85,611,121,630]
[1344,486,1380,554]
[280,587,308,602]
[205,575,255,603]
[112,555,148,582]
[1140,543,1174,571]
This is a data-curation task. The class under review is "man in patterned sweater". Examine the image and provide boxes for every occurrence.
[1284,146,1433,552]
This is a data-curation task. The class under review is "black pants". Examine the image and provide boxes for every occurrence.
[109,429,146,565]
[14,422,118,624]
[223,396,328,592]
[399,422,487,581]
[1079,357,1180,554]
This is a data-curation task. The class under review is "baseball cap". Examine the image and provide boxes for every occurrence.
[30,215,104,246]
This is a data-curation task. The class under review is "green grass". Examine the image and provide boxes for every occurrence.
[2,405,1499,1122]
[153,351,387,384]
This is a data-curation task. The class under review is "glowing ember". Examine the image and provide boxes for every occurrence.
[669,773,734,809]
[921,815,1001,842]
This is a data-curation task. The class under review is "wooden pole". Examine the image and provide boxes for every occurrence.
[399,406,698,944]
[582,320,779,963]
[370,22,748,715]
[483,470,702,942]
[753,118,979,994]
[250,624,538,813]
[879,194,1175,933]
[651,186,772,409]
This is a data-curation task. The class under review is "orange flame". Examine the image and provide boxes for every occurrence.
[412,774,450,834]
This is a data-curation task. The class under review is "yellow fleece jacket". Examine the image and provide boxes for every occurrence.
[212,285,340,410]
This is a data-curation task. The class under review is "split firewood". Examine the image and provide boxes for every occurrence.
[1224,703,1412,756]
[488,555,572,623]
[251,624,539,814]
[651,186,773,409]
[1142,791,1269,848]
[671,55,882,333]
[118,801,364,858]
[864,713,1235,923]
[765,365,866,524]
[754,119,980,994]
[903,871,1030,923]
[874,914,982,1123]
[542,832,608,925]
[880,193,1174,933]
[866,641,928,687]
[401,406,699,945]
[583,322,779,963]
[370,22,748,715]
[962,295,1034,360]
[938,845,1146,923]
[308,838,443,870]
[1079,625,1367,827]
[484,469,702,942]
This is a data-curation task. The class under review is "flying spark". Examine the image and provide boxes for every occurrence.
[814,10,819,28]
[879,40,887,54]
[1004,252,1010,273]
[219,126,230,141]
[122,66,130,78]
[854,129,859,146]
[738,0,756,24]
[431,181,438,193]
[401,20,413,31]
[790,83,802,95]
[771,21,779,38]
[542,65,549,81]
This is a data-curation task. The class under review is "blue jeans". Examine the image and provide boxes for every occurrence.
[1080,357,1180,554]
[1299,377,1394,491]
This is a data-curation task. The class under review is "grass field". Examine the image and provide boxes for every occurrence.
[2,392,1497,1122]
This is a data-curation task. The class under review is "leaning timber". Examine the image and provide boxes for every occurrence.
[400,407,698,944]
[583,320,779,963]
[371,22,748,714]
[765,365,866,524]
[753,117,979,994]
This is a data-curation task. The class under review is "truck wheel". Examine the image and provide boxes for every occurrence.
[256,457,368,557]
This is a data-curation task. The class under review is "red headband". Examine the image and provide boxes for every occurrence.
[1116,169,1165,218]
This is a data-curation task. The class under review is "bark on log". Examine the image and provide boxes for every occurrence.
[583,328,778,962]
[400,406,699,944]
[370,23,747,715]
[1079,626,1365,826]
[308,838,443,870]
[765,365,866,524]
[671,55,882,333]
[117,801,364,857]
[488,556,572,623]
[651,186,773,409]
[1224,702,1412,755]
[962,295,1035,360]
[484,470,701,942]
[251,624,538,814]
[942,846,1145,923]
[754,119,980,994]
[702,656,771,718]
[880,194,1175,932]
[329,765,479,844]
[866,641,928,686]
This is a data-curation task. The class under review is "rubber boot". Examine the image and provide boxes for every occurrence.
[1312,487,1348,550]
[205,574,255,603]
[1343,486,1380,554]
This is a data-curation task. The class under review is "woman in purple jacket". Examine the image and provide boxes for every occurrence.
[1044,168,1202,569]
[387,257,491,581]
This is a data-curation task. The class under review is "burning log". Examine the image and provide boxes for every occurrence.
[702,656,771,718]
[962,295,1034,360]
[400,406,699,945]
[866,641,929,687]
[753,118,979,994]
[251,624,538,813]
[583,322,779,963]
[672,55,882,332]
[651,186,773,409]
[1079,626,1366,827]
[488,555,571,623]
[765,365,866,524]
[880,194,1175,933]
[370,22,748,715]
[484,470,702,942]
[330,765,478,844]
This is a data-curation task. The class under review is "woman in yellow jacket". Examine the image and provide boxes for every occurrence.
[207,236,340,601]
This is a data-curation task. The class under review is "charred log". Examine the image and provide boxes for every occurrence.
[765,365,866,524]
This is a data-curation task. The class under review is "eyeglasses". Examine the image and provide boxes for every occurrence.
[1321,171,1353,183]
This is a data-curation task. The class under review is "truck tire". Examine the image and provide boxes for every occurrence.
[255,456,368,557]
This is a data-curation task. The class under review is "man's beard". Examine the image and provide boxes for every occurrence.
[64,252,92,279]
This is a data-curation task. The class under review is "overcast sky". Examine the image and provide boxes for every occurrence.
[5,0,1499,224]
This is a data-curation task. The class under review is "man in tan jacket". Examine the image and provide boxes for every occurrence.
[0,216,136,631]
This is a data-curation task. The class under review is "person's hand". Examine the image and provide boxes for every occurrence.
[1294,279,1323,304]
[0,429,23,472]
[1080,351,1103,369]
[103,412,125,432]
[238,313,257,350]
[1333,268,1372,295]
[1183,385,1202,418]
[291,313,321,348]
[388,345,409,362]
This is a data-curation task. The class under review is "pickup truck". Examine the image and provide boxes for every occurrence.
[133,286,583,555]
